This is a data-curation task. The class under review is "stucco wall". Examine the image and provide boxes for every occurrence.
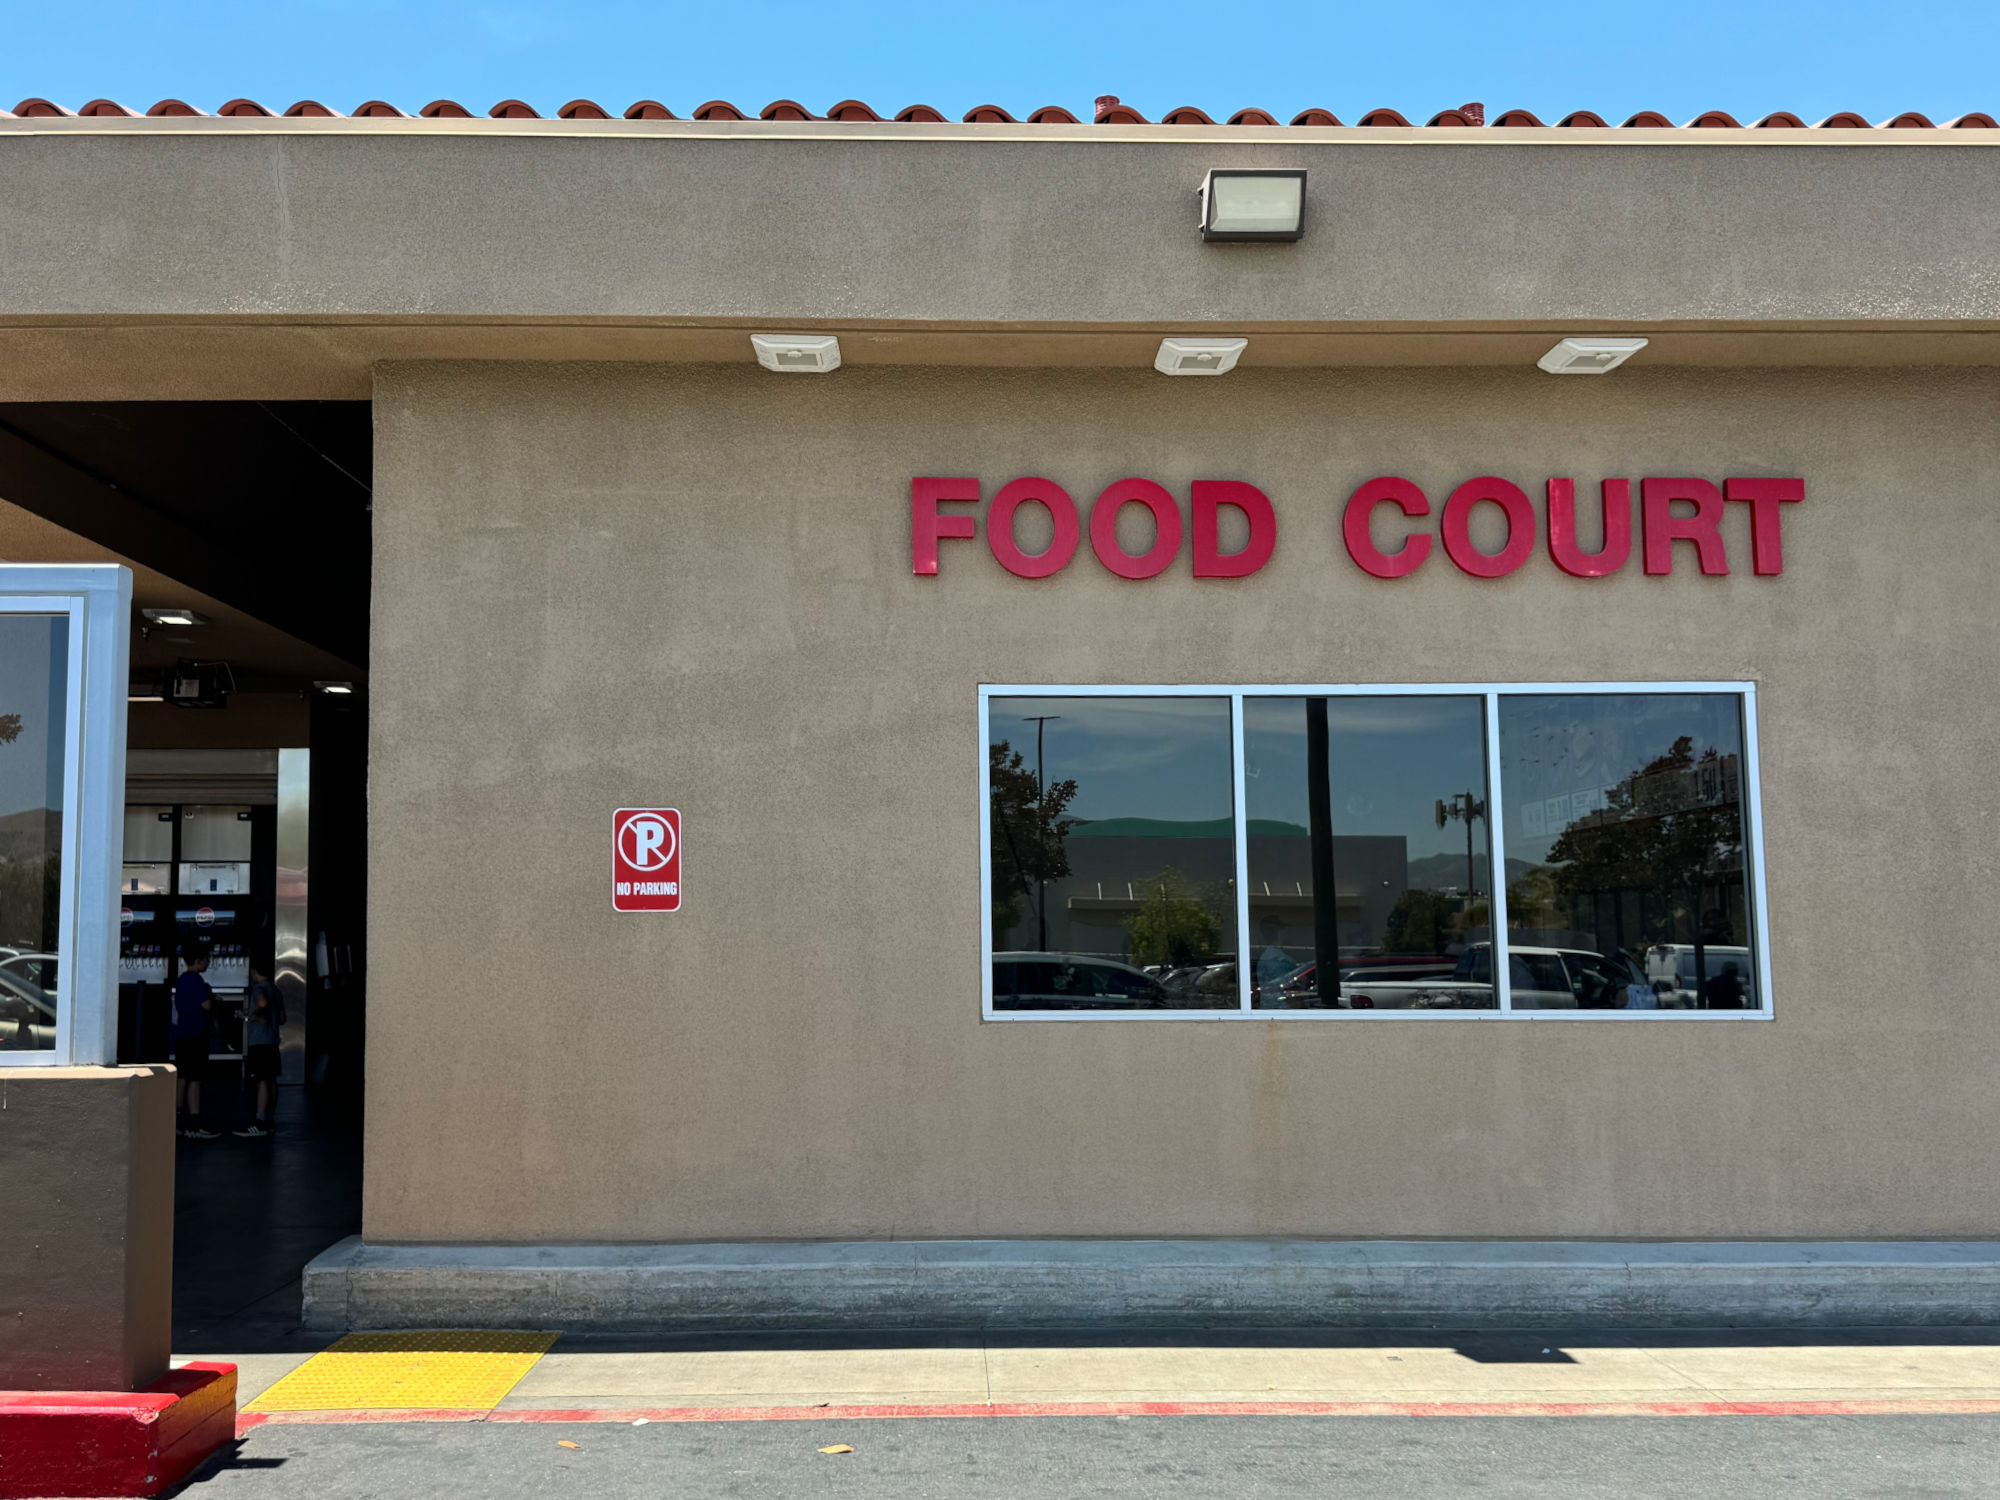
[4,132,1998,327]
[366,359,2000,1242]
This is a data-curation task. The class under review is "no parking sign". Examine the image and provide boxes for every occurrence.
[612,808,681,912]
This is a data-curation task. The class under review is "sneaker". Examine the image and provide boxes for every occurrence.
[233,1125,270,1138]
[183,1127,221,1140]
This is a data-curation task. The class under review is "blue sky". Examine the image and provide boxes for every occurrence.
[6,1,1995,123]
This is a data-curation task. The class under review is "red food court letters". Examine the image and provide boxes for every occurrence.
[913,473,1800,580]
[913,476,1278,580]
[1343,474,1801,579]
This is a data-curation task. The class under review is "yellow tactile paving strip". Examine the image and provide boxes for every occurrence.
[244,1332,558,1412]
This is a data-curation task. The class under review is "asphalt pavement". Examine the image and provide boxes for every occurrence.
[181,1413,2000,1499]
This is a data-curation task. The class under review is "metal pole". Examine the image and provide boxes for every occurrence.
[1022,715,1060,952]
[1463,793,1477,908]
[1306,697,1339,1004]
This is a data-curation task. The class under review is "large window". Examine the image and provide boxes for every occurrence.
[0,567,130,1068]
[980,685,1771,1020]
[0,614,71,1052]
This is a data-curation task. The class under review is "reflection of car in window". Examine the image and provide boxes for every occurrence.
[0,967,58,1049]
[992,952,1178,1011]
[1645,944,1753,1008]
[1272,956,1456,1007]
[1339,943,1648,1010]
[0,952,58,991]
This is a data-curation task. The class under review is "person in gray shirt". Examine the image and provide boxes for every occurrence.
[234,964,285,1139]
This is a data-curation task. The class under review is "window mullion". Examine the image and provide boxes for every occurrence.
[1231,692,1252,1013]
[1485,691,1513,1013]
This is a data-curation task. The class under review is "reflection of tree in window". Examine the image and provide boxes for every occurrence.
[1125,868,1221,968]
[987,740,1076,947]
[0,702,60,990]
[1513,734,1746,966]
[1384,888,1458,953]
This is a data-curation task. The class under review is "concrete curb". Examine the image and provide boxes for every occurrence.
[301,1239,2000,1333]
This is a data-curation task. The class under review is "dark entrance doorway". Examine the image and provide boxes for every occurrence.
[0,400,373,1348]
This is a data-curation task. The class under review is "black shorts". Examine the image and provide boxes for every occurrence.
[173,1036,209,1082]
[245,1043,280,1082]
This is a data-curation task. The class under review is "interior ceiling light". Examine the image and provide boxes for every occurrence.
[313,680,355,695]
[751,334,842,373]
[1155,337,1249,377]
[1199,169,1307,242]
[1538,337,1650,374]
[141,607,206,627]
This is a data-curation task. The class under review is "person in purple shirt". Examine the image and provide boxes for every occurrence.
[172,946,218,1139]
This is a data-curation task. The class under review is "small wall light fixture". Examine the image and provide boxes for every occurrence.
[1199,169,1307,242]
[312,680,355,695]
[751,334,843,373]
[140,607,206,627]
[1537,336,1649,374]
[1155,337,1249,376]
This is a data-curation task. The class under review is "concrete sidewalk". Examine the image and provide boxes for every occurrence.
[191,1326,2000,1422]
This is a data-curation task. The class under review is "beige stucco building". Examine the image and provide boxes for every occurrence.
[4,100,2000,1338]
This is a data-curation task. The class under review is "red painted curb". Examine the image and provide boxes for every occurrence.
[0,1362,237,1498]
[236,1394,2000,1429]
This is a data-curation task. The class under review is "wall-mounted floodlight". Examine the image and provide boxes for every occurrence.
[312,680,355,695]
[1537,337,1649,374]
[1199,169,1307,242]
[751,334,843,373]
[1155,337,1249,376]
[141,607,206,627]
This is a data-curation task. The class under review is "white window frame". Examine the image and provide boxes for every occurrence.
[978,683,1773,1022]
[0,565,131,1066]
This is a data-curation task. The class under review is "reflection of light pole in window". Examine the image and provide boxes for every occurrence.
[1022,714,1061,951]
[1435,791,1487,922]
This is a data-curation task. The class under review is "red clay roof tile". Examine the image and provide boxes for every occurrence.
[7,95,1990,133]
